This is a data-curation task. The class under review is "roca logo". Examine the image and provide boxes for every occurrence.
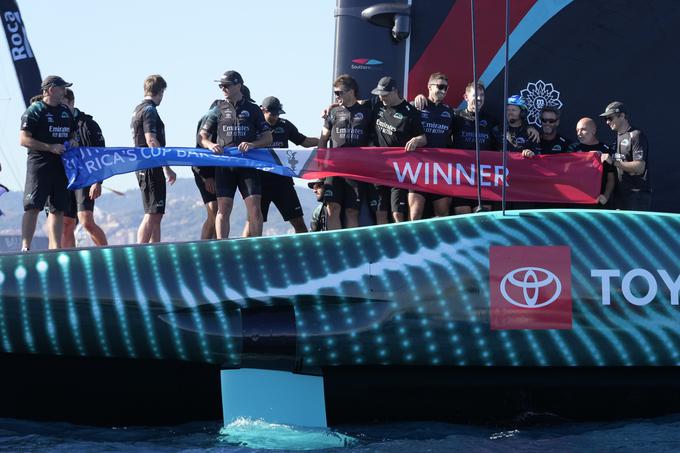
[3,11,33,61]
[500,266,562,309]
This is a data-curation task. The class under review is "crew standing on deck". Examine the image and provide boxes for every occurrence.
[198,70,273,238]
[371,76,427,223]
[131,74,176,244]
[246,96,318,235]
[20,75,77,250]
[600,102,652,211]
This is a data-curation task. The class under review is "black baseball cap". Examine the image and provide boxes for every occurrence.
[371,76,398,95]
[41,75,72,90]
[599,101,626,117]
[261,96,286,115]
[215,70,243,85]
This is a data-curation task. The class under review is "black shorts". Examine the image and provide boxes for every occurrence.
[59,187,95,218]
[215,167,261,199]
[375,185,408,214]
[193,169,217,204]
[261,173,303,222]
[323,177,378,211]
[136,167,166,214]
[408,190,450,203]
[23,155,69,212]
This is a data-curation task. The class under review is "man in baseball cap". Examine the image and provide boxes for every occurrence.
[599,101,652,210]
[371,76,398,96]
[261,96,286,115]
[40,75,72,90]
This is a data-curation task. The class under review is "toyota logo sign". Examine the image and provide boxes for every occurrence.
[500,267,562,309]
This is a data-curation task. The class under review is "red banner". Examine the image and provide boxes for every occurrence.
[299,148,602,203]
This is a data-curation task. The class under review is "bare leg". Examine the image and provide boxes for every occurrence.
[326,202,342,230]
[344,208,359,228]
[289,216,308,234]
[243,195,263,237]
[454,206,472,215]
[46,211,64,249]
[62,216,77,248]
[433,197,452,217]
[408,192,426,221]
[216,197,234,239]
[392,211,406,223]
[78,211,108,246]
[138,213,163,243]
[21,209,40,250]
[201,201,217,240]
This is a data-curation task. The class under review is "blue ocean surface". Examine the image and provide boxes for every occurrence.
[2,415,680,452]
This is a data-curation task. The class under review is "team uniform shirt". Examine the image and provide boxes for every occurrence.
[613,127,651,193]
[534,134,570,155]
[21,100,76,212]
[451,109,499,150]
[310,203,327,231]
[373,100,424,147]
[131,98,167,214]
[271,118,306,148]
[505,123,537,152]
[131,99,165,147]
[324,102,374,147]
[201,98,270,146]
[417,100,454,148]
[21,100,75,162]
[569,141,616,196]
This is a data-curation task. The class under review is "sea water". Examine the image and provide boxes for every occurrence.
[2,414,680,452]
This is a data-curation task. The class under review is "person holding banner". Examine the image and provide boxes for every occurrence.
[57,88,108,247]
[319,74,375,230]
[131,74,176,244]
[193,99,222,240]
[371,76,426,224]
[199,70,272,239]
[245,96,317,235]
[20,75,77,250]
[408,72,455,221]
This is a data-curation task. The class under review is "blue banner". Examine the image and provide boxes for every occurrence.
[62,146,300,189]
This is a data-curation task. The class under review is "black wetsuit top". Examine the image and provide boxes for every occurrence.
[417,100,454,148]
[131,99,165,147]
[451,108,499,150]
[373,100,424,147]
[325,102,374,147]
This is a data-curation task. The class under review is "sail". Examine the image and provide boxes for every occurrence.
[0,0,41,107]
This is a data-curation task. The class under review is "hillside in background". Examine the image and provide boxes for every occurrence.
[0,178,319,247]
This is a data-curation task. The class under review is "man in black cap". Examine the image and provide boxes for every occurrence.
[319,74,375,230]
[131,74,176,244]
[244,96,317,235]
[199,70,273,238]
[20,75,77,250]
[371,75,426,223]
[308,178,327,232]
[599,101,651,211]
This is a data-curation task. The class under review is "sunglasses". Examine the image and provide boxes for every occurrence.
[429,83,448,91]
[219,82,235,89]
[541,118,558,124]
[334,90,347,96]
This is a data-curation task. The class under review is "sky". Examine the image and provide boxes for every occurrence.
[0,1,336,192]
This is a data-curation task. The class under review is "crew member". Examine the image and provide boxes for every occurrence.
[569,117,616,208]
[409,72,455,220]
[131,74,176,244]
[59,88,108,247]
[525,106,571,156]
[20,75,77,250]
[504,95,539,153]
[244,96,318,235]
[371,76,426,223]
[199,70,273,238]
[308,178,327,232]
[319,74,375,230]
[451,82,499,214]
[599,101,652,211]
[193,99,222,240]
